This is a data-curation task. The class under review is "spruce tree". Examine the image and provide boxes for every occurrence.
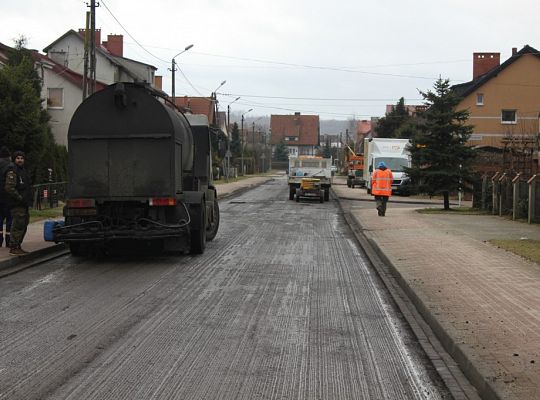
[322,136,331,158]
[406,78,476,210]
[0,37,67,183]
[274,140,289,161]
[375,97,410,138]
[230,122,241,158]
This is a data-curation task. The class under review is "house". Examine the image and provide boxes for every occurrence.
[270,112,320,157]
[43,29,157,86]
[173,96,216,124]
[452,46,540,149]
[39,29,159,146]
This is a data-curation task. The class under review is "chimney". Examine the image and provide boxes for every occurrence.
[78,28,101,47]
[473,52,500,80]
[512,47,518,56]
[103,34,123,57]
[154,75,163,91]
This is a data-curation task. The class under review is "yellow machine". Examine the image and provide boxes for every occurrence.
[295,178,324,203]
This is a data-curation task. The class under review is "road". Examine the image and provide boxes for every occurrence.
[0,176,452,399]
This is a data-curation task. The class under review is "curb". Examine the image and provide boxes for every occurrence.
[0,243,67,273]
[360,229,502,400]
[335,187,502,400]
[216,177,275,201]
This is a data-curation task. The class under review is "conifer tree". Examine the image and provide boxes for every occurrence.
[375,97,411,138]
[230,122,241,158]
[0,37,67,183]
[406,78,476,210]
[274,140,289,161]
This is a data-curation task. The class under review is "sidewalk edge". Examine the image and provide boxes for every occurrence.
[342,205,503,400]
[0,243,67,272]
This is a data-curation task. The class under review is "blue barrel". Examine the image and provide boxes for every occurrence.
[44,220,65,242]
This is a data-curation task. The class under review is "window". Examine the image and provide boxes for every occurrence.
[501,109,517,124]
[47,88,64,109]
[476,93,484,106]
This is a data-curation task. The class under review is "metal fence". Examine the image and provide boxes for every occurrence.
[33,182,67,210]
[476,173,540,224]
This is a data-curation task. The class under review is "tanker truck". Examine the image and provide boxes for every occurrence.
[50,83,219,256]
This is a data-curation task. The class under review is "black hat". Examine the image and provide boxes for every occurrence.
[0,146,10,158]
[12,150,25,161]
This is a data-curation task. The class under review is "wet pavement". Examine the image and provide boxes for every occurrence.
[0,174,451,400]
[1,173,540,399]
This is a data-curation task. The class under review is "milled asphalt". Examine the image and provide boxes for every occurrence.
[2,173,539,400]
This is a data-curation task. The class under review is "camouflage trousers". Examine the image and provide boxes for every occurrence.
[9,206,29,248]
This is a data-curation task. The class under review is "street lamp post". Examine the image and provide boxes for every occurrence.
[252,117,262,173]
[225,97,240,182]
[241,108,253,176]
[227,96,241,128]
[171,44,194,105]
[211,80,226,125]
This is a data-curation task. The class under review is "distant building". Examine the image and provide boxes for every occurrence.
[385,104,427,116]
[270,112,320,157]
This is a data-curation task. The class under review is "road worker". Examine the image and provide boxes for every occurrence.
[371,161,393,216]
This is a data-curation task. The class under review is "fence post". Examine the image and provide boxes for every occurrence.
[528,174,537,224]
[491,172,500,215]
[498,173,507,216]
[512,173,521,220]
[481,175,488,210]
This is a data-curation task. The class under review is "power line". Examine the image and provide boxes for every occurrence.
[100,0,168,64]
[192,51,454,81]
[217,92,422,102]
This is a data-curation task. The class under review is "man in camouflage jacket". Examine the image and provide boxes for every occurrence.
[5,151,32,255]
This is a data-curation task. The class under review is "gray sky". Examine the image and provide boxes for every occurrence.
[1,0,538,120]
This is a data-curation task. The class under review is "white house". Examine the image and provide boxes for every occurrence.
[40,29,159,146]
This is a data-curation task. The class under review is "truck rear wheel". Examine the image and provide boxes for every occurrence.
[206,199,220,241]
[190,204,206,254]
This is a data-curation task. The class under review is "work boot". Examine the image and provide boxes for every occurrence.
[9,247,25,256]
[17,246,28,254]
[5,235,10,247]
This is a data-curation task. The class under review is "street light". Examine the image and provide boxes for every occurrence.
[211,80,226,125]
[241,108,253,175]
[213,80,227,96]
[224,96,240,182]
[252,117,262,173]
[227,96,241,128]
[171,44,194,104]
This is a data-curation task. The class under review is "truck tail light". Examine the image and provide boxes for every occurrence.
[149,198,177,206]
[66,198,95,208]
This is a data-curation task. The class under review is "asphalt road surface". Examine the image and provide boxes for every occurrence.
[0,177,452,399]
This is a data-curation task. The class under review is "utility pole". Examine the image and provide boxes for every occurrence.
[82,11,90,100]
[87,0,99,96]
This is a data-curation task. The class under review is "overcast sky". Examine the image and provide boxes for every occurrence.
[1,0,538,120]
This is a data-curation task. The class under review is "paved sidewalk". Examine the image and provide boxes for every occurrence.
[0,174,276,268]
[333,180,540,400]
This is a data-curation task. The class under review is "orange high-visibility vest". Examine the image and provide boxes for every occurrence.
[371,168,393,196]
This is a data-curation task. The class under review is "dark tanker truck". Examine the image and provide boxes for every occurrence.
[52,82,219,256]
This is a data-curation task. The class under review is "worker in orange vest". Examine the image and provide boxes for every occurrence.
[371,161,393,216]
